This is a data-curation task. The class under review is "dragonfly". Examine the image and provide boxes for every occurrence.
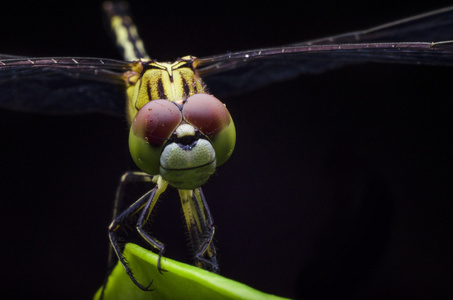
[1,1,453,293]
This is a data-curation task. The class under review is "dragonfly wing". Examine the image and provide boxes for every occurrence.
[199,42,453,97]
[197,6,453,97]
[302,6,453,45]
[0,56,131,116]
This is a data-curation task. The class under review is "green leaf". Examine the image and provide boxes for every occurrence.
[94,243,291,300]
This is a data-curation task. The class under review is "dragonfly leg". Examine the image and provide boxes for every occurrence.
[107,171,153,266]
[108,188,156,291]
[192,188,218,273]
[179,188,219,273]
[107,175,168,291]
[136,177,169,273]
[100,171,154,298]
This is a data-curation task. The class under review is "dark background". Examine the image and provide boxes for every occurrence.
[0,0,452,299]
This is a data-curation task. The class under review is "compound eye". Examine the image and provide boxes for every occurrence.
[182,94,231,138]
[131,100,182,146]
[182,93,236,167]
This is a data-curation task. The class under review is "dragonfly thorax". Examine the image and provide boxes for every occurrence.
[125,58,205,123]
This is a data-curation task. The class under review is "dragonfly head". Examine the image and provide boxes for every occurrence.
[128,94,236,189]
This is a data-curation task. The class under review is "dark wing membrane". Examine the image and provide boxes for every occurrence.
[303,6,453,45]
[0,56,131,116]
[197,7,453,97]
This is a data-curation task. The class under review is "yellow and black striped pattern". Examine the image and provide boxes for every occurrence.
[103,2,149,61]
[125,57,205,122]
[104,3,206,123]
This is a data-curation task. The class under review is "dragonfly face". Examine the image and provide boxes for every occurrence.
[125,58,236,189]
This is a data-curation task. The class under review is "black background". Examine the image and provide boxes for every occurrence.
[0,0,452,299]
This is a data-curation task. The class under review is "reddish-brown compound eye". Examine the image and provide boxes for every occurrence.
[131,99,182,146]
[182,94,231,138]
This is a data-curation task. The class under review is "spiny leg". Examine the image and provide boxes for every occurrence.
[101,171,153,298]
[108,189,155,291]
[136,176,169,272]
[179,188,218,273]
[107,171,153,266]
[193,188,218,272]
[108,175,168,291]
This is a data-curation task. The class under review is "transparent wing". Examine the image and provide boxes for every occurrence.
[302,6,453,45]
[0,56,132,116]
[2,6,453,113]
[197,6,453,97]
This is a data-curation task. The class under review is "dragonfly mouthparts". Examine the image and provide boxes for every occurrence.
[176,136,198,150]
